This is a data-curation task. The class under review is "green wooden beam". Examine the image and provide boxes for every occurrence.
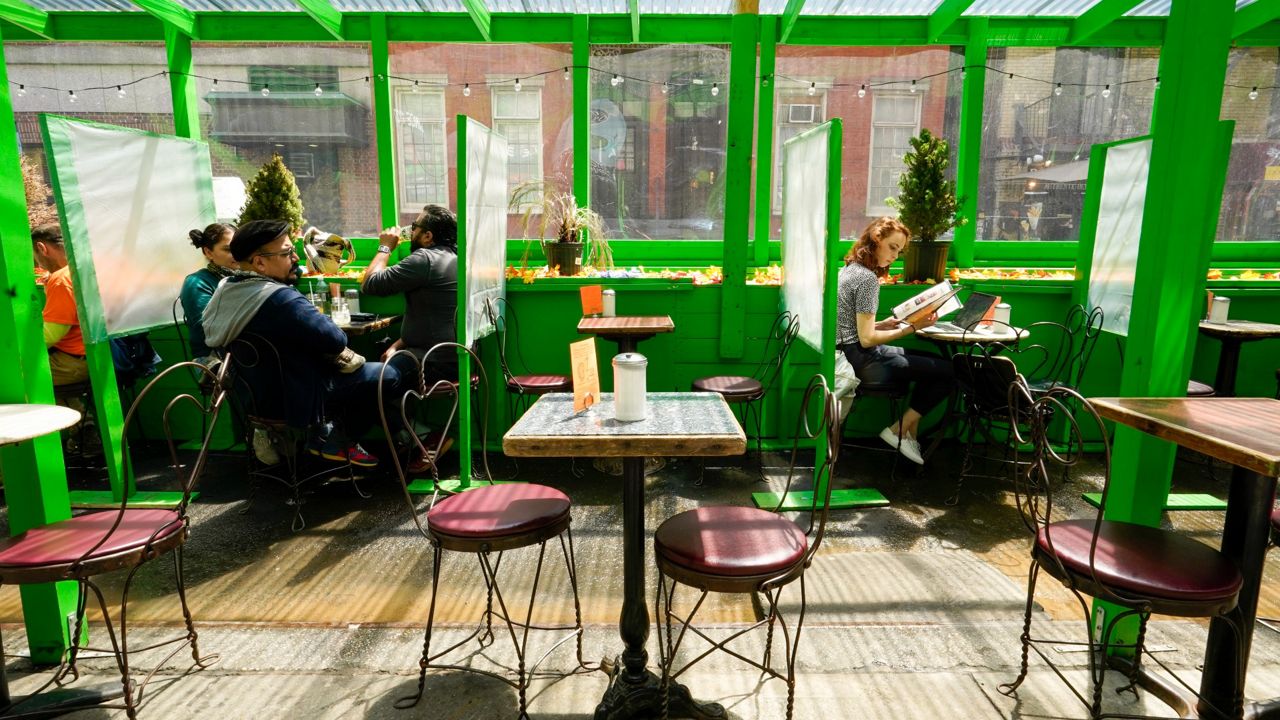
[927,0,976,42]
[165,25,200,140]
[292,0,344,40]
[752,15,777,266]
[572,15,589,207]
[0,0,49,38]
[460,0,491,41]
[779,0,805,42]
[629,0,639,42]
[719,8,757,360]
[953,18,986,268]
[132,0,196,37]
[1070,0,1143,44]
[371,15,396,229]
[1234,0,1280,37]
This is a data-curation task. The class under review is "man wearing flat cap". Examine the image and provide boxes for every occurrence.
[202,218,400,467]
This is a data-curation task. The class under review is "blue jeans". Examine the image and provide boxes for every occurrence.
[843,344,955,418]
[326,360,402,442]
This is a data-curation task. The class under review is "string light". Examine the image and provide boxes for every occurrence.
[1250,86,1259,100]
[858,84,866,98]
[711,82,719,96]
[661,81,669,95]
[116,85,126,98]
[808,81,816,96]
[610,74,621,87]
[463,83,471,97]
[514,78,522,92]
[1154,76,1161,90]
[17,84,25,97]
[412,79,420,92]
[313,83,323,96]
[260,85,270,97]
[909,79,917,93]
[563,66,570,81]
[1054,83,1062,96]
[67,90,76,103]
[1101,84,1111,98]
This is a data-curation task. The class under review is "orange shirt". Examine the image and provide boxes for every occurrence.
[43,265,85,357]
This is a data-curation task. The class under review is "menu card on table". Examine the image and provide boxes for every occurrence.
[569,338,600,412]
[580,285,604,317]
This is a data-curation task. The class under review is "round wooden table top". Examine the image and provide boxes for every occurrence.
[0,403,81,445]
[918,325,1028,344]
[1198,319,1280,340]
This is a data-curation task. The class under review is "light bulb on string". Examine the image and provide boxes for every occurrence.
[412,80,420,93]
[1101,84,1110,99]
[808,81,816,96]
[661,82,669,95]
[1008,72,1013,79]
[857,84,866,98]
[314,83,323,96]
[514,78,522,92]
[17,84,25,97]
[960,66,966,79]
[1154,76,1161,90]
[564,66,570,81]
[261,85,270,97]
[116,85,126,98]
[762,74,770,87]
[610,74,621,87]
[1250,86,1259,101]
[1054,83,1062,96]
[463,83,471,97]
[68,90,76,103]
[909,79,917,93]
[711,83,719,96]
[213,79,219,88]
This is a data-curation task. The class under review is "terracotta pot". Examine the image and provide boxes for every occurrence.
[903,241,951,283]
[543,241,584,276]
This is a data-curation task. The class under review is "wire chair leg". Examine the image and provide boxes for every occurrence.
[1116,612,1149,700]
[397,543,443,710]
[559,525,589,668]
[172,546,210,668]
[999,561,1041,697]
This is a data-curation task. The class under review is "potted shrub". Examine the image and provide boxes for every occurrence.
[888,128,966,283]
[238,153,306,235]
[510,181,611,276]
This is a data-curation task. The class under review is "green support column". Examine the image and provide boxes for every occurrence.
[752,15,776,267]
[953,18,986,268]
[719,0,758,359]
[0,27,81,664]
[165,25,200,140]
[371,15,397,228]
[572,15,589,207]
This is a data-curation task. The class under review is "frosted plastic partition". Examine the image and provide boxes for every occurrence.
[1087,137,1151,337]
[461,116,508,347]
[42,115,215,343]
[781,123,831,352]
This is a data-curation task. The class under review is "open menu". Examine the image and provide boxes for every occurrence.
[891,280,962,326]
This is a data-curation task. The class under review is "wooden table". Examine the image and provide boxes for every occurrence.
[339,314,399,337]
[1198,320,1280,397]
[504,392,745,720]
[578,316,674,355]
[1090,396,1280,719]
[917,324,1027,345]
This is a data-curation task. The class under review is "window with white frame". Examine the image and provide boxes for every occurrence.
[492,86,543,210]
[773,86,827,212]
[394,86,448,213]
[867,92,921,216]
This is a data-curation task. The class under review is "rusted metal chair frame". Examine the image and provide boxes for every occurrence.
[376,342,590,716]
[386,342,490,483]
[998,379,1247,719]
[0,359,229,719]
[655,374,838,720]
[221,332,364,531]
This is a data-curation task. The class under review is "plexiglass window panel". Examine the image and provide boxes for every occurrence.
[1217,47,1280,242]
[978,47,1158,241]
[389,43,573,234]
[590,44,730,241]
[772,46,962,240]
[192,43,380,236]
[395,89,448,211]
[6,42,172,200]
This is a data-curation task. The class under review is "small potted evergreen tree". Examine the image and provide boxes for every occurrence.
[238,153,306,234]
[888,128,966,283]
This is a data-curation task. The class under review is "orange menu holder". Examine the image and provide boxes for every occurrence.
[580,285,603,317]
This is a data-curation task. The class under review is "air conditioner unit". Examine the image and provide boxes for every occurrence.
[788,103,818,124]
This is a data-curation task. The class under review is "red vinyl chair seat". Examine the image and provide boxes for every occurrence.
[508,374,572,394]
[1186,379,1216,397]
[655,506,808,578]
[1037,519,1242,604]
[691,376,763,401]
[427,484,571,539]
[1271,507,1279,542]
[0,509,182,568]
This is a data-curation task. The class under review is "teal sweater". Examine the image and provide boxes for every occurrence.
[180,266,224,358]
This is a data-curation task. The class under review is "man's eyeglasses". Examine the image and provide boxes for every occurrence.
[255,248,298,260]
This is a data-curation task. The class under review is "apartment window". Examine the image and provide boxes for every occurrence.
[492,86,543,210]
[867,92,921,216]
[394,87,448,212]
[773,87,827,212]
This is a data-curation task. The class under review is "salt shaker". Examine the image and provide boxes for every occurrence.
[602,288,617,318]
[612,352,648,422]
[1209,296,1230,323]
[993,303,1012,326]
[344,288,361,316]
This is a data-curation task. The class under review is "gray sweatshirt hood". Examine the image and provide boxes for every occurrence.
[202,272,289,348]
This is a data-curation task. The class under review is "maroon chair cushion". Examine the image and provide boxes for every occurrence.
[655,506,808,577]
[0,509,182,568]
[428,484,571,538]
[692,376,764,400]
[1186,379,1215,397]
[1271,507,1279,539]
[1037,519,1241,603]
[509,374,572,393]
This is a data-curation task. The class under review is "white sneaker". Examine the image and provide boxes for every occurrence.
[879,426,925,465]
[252,426,281,466]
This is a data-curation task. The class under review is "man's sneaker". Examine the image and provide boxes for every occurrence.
[252,426,281,466]
[407,434,453,474]
[879,426,925,465]
[307,438,379,468]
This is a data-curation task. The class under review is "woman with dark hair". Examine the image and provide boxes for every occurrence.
[180,222,237,360]
[836,217,954,465]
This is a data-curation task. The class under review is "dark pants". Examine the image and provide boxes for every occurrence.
[843,344,955,418]
[327,360,401,441]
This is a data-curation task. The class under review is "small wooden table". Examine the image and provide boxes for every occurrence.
[504,392,744,720]
[1090,397,1280,719]
[578,315,674,355]
[917,324,1027,345]
[1197,320,1280,397]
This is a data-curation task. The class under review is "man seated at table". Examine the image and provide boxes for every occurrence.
[202,219,402,468]
[361,204,458,459]
[33,224,88,387]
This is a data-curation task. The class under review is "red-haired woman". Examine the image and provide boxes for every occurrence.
[836,217,954,465]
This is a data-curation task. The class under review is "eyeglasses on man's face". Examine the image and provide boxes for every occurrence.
[256,248,298,260]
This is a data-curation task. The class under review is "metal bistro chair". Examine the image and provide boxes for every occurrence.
[223,332,367,531]
[0,359,230,719]
[998,379,1246,720]
[396,341,485,482]
[654,373,839,720]
[376,342,590,716]
[949,323,1030,504]
[691,310,800,481]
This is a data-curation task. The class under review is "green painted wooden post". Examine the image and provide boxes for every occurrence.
[719,5,757,360]
[371,15,396,229]
[0,28,81,663]
[165,25,200,141]
[752,15,777,267]
[454,115,473,489]
[953,18,986,268]
[573,15,589,208]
